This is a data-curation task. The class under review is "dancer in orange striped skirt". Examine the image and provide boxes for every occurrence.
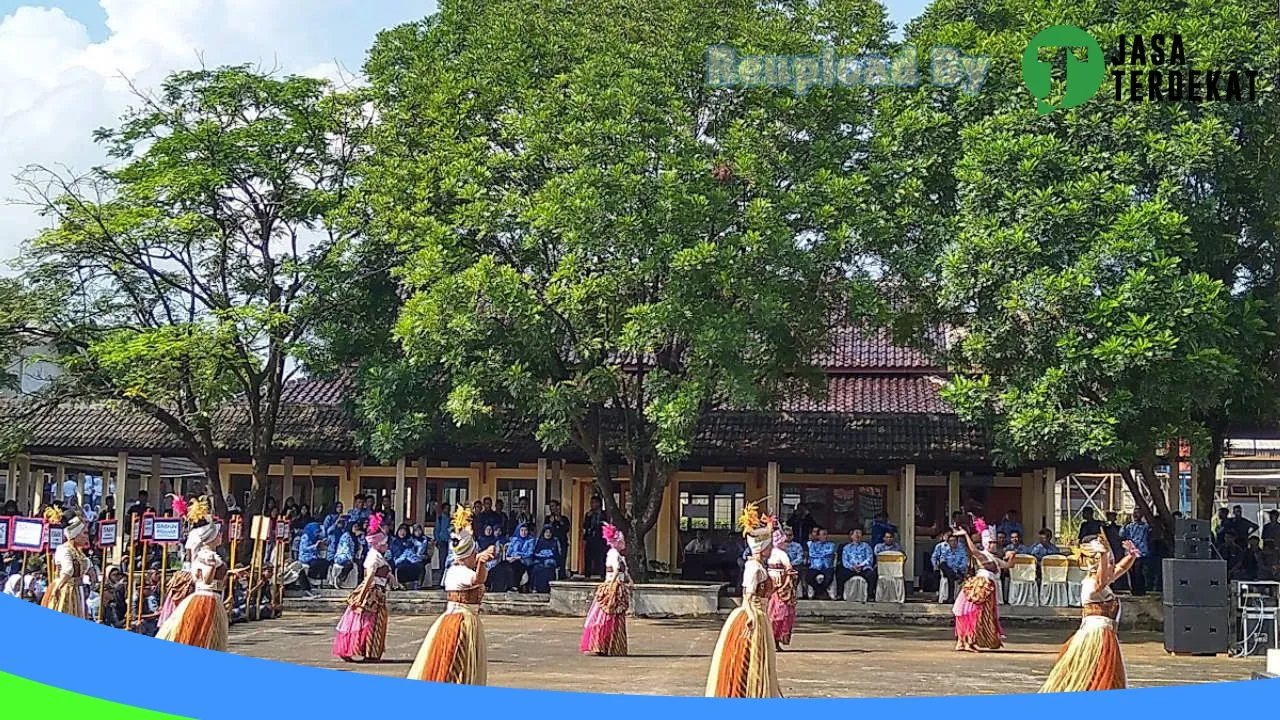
[1040,536,1140,692]
[407,506,496,684]
[705,501,781,698]
[156,497,231,651]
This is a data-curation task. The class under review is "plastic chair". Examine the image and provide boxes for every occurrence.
[1008,554,1040,606]
[1065,556,1085,607]
[1040,554,1071,607]
[875,552,906,603]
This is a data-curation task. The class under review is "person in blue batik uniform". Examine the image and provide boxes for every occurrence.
[836,528,876,600]
[806,527,836,599]
[932,532,968,602]
[1120,509,1152,596]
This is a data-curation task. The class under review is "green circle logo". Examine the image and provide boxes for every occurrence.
[1022,25,1105,115]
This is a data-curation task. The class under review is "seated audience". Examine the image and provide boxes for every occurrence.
[806,527,836,599]
[836,528,876,600]
[530,526,560,593]
[932,532,968,602]
[504,523,536,591]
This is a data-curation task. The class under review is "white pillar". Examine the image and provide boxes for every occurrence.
[415,458,428,524]
[394,458,407,524]
[115,452,129,559]
[1047,467,1061,537]
[53,464,65,506]
[29,464,43,515]
[901,464,917,585]
[536,458,547,519]
[148,454,162,506]
[16,455,31,514]
[75,470,85,507]
[5,460,15,502]
[948,470,961,517]
[766,462,780,515]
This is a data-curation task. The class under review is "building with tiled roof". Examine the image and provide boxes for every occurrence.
[0,328,1065,585]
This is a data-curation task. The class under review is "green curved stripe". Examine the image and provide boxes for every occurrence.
[0,671,192,718]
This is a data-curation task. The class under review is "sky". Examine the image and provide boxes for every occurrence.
[0,0,929,266]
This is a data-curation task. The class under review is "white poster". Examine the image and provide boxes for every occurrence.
[0,518,8,549]
[48,527,64,549]
[142,517,154,539]
[151,518,182,543]
[98,521,117,546]
[11,518,44,551]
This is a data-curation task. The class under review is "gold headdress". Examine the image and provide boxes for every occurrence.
[186,496,211,525]
[451,505,474,534]
[43,506,63,526]
[738,500,774,553]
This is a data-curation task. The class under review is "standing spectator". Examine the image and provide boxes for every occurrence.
[1213,507,1231,544]
[1220,531,1247,580]
[806,527,836,599]
[349,495,371,526]
[433,503,453,579]
[62,474,78,505]
[508,496,535,537]
[126,490,151,527]
[932,532,968,602]
[1120,509,1152,595]
[1077,506,1104,542]
[582,496,606,579]
[869,512,897,547]
[1224,505,1259,542]
[1102,512,1125,560]
[836,528,875,600]
[1262,509,1280,543]
[996,510,1023,540]
[787,505,816,548]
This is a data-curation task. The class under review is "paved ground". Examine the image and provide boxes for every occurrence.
[226,613,1263,697]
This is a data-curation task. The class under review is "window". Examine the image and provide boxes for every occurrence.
[679,483,746,531]
[781,483,885,535]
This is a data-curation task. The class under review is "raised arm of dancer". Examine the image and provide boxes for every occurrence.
[956,529,979,557]
[1104,541,1140,586]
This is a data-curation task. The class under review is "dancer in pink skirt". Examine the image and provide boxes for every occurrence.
[580,522,631,656]
[766,521,798,651]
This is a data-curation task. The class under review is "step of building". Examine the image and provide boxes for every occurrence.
[284,589,1164,629]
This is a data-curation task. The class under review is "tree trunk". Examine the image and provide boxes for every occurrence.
[1194,432,1225,520]
[622,459,670,583]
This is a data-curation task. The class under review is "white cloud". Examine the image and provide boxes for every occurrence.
[0,0,435,268]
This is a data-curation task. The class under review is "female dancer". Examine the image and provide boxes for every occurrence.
[332,513,397,662]
[952,522,1010,652]
[407,506,497,684]
[705,502,781,698]
[1040,537,1140,692]
[156,497,232,651]
[41,510,92,619]
[158,495,195,626]
[580,522,632,656]
[766,520,798,651]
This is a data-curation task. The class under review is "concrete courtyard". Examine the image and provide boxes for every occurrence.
[226,613,1263,697]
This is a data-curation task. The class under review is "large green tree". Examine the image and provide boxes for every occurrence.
[18,66,370,518]
[873,0,1280,528]
[354,0,891,575]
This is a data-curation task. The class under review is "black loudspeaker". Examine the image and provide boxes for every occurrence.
[1174,536,1214,560]
[1163,604,1230,654]
[1162,559,1228,606]
[1174,517,1212,542]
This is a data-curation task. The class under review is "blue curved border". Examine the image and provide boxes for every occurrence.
[0,594,1274,715]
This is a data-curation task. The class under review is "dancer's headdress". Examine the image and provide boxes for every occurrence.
[367,512,387,546]
[184,496,219,551]
[169,494,189,519]
[739,500,774,554]
[43,506,63,526]
[63,514,86,541]
[450,505,477,559]
[603,522,625,550]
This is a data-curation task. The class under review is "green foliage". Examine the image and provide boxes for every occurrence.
[351,0,893,569]
[876,0,1280,523]
[17,66,368,511]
